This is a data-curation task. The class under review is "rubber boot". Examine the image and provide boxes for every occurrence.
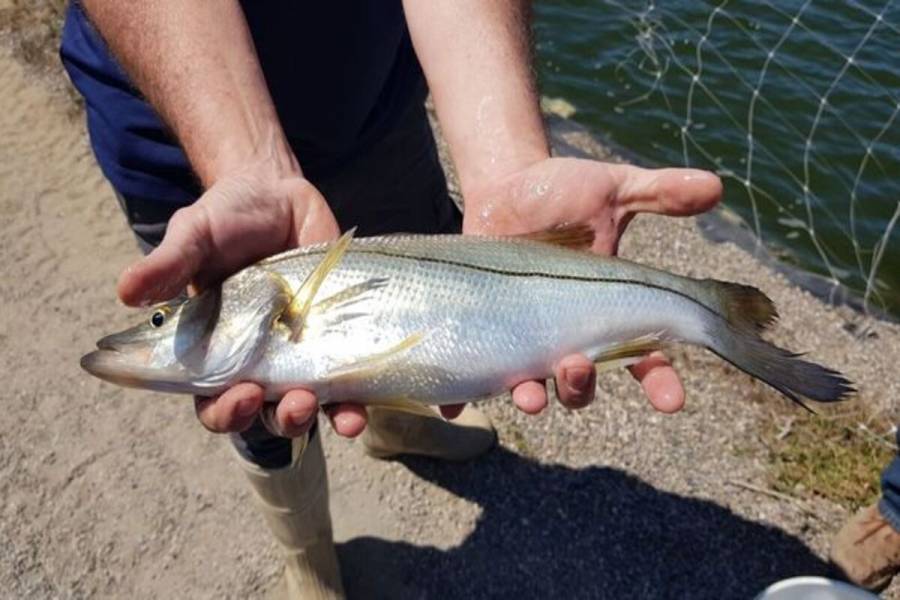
[830,502,900,591]
[235,430,345,600]
[362,404,496,461]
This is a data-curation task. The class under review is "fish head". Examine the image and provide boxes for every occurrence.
[80,289,222,393]
[80,268,291,395]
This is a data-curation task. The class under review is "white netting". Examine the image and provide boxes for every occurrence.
[539,0,900,318]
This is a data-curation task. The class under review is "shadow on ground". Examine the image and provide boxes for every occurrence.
[337,446,828,599]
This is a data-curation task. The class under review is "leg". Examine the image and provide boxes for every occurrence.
[234,429,342,599]
[830,443,900,591]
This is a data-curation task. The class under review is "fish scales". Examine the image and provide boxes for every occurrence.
[251,235,713,403]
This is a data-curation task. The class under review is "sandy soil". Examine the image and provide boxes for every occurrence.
[2,44,899,599]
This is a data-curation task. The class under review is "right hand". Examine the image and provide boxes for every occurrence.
[117,162,370,439]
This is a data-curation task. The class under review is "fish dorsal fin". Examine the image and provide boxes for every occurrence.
[282,228,356,341]
[514,223,595,250]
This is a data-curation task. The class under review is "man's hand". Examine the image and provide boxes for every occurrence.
[462,157,723,415]
[117,164,369,439]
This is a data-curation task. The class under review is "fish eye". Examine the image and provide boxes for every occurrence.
[150,310,166,328]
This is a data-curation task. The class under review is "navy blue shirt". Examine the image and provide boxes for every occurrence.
[60,1,425,205]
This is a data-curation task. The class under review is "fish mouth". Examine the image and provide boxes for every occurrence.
[96,331,134,352]
[80,347,190,392]
[80,349,152,389]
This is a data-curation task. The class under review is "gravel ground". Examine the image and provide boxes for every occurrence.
[1,44,898,599]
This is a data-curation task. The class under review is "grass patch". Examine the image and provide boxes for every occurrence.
[761,405,896,512]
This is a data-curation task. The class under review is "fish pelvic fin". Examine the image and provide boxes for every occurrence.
[702,283,854,407]
[282,228,356,342]
[327,332,426,379]
[515,223,595,250]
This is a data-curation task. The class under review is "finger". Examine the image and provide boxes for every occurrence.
[512,380,548,415]
[194,382,264,433]
[439,403,466,420]
[553,354,597,410]
[323,403,368,438]
[612,165,723,218]
[291,189,342,247]
[628,351,685,413]
[118,204,212,306]
[271,389,320,438]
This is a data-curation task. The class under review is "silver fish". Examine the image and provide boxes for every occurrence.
[81,226,853,408]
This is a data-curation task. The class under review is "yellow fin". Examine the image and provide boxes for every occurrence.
[515,223,595,250]
[593,333,665,373]
[283,228,356,341]
[328,332,425,378]
[309,277,389,315]
[364,397,438,419]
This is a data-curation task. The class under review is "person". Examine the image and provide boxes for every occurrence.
[830,439,900,591]
[60,1,722,597]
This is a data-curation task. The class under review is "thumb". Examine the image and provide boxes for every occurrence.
[117,203,212,306]
[612,165,723,217]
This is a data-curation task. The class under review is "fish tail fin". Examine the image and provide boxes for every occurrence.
[702,281,854,408]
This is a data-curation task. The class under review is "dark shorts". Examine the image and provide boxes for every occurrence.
[115,100,460,468]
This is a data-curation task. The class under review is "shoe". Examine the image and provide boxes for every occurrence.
[362,404,496,461]
[830,502,900,591]
[234,431,345,600]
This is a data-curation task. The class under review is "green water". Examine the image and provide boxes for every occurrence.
[534,0,900,318]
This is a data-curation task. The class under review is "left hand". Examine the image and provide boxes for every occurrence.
[447,157,722,418]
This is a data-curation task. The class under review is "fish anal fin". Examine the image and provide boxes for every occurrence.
[364,397,438,419]
[515,223,595,250]
[282,228,356,341]
[593,333,666,373]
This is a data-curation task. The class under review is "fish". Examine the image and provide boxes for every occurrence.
[80,225,854,409]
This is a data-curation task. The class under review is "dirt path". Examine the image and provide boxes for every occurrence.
[2,45,899,599]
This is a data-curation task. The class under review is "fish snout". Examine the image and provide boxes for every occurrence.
[96,331,132,352]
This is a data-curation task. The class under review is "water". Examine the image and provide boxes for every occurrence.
[534,0,900,319]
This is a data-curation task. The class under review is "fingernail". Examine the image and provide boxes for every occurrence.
[236,397,258,417]
[565,367,591,394]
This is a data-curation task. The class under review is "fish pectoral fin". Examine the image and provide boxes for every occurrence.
[282,228,356,342]
[593,332,667,373]
[310,277,390,315]
[515,223,595,250]
[327,332,426,379]
[364,397,439,419]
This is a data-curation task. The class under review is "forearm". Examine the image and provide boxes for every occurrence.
[403,0,549,198]
[81,0,297,186]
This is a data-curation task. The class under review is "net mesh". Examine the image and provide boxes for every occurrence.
[538,0,900,318]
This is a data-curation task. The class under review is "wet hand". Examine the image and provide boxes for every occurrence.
[116,166,368,439]
[462,157,723,415]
